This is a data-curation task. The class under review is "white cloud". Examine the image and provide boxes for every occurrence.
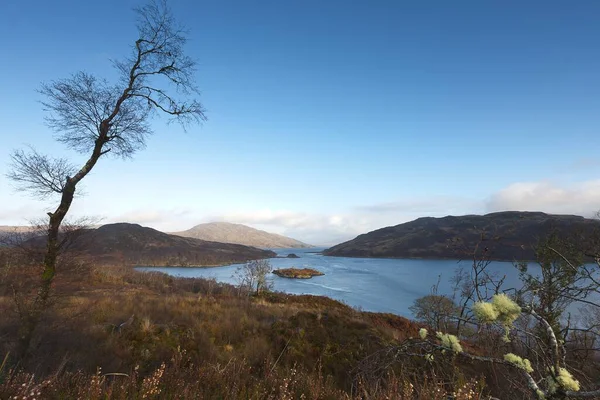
[107,208,197,231]
[210,210,365,245]
[8,180,599,247]
[210,197,476,246]
[0,203,50,226]
[486,180,600,216]
[210,184,600,246]
[356,196,480,215]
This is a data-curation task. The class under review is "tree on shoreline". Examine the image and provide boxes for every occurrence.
[235,259,274,296]
[6,0,205,358]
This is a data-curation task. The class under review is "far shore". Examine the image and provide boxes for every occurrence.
[321,253,535,263]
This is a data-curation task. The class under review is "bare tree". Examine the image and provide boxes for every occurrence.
[409,233,507,338]
[450,233,507,335]
[6,0,205,357]
[409,276,459,332]
[235,260,274,296]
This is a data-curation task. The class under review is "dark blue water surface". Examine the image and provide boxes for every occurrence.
[137,248,529,318]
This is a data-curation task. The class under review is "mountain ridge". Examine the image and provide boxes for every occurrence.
[323,211,600,261]
[23,223,276,266]
[171,222,312,249]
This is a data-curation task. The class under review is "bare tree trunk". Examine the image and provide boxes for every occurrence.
[9,1,205,359]
[17,140,104,358]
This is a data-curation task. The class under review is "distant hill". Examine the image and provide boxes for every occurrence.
[0,225,37,245]
[0,226,32,233]
[0,225,35,238]
[323,211,600,261]
[25,223,276,266]
[171,222,312,249]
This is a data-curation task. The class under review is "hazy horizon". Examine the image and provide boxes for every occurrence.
[0,210,594,248]
[2,1,600,245]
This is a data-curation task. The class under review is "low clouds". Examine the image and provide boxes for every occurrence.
[108,208,196,231]
[486,180,600,216]
[211,210,369,246]
[356,196,480,215]
[212,182,600,245]
[0,204,49,225]
[209,200,473,246]
[4,180,600,246]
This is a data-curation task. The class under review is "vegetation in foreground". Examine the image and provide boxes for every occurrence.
[3,228,600,399]
[1,0,598,398]
[1,254,514,399]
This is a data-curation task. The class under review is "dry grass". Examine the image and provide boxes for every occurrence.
[0,258,500,399]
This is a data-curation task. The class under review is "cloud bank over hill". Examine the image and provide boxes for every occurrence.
[210,180,600,245]
[2,180,600,246]
[485,180,600,216]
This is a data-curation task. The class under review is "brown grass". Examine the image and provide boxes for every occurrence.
[0,255,504,399]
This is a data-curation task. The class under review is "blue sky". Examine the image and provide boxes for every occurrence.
[1,0,600,245]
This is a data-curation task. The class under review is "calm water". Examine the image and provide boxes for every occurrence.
[137,248,527,318]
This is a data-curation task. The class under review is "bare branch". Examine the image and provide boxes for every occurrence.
[6,148,76,199]
[40,72,151,158]
[6,0,205,357]
[566,389,600,398]
[39,0,205,160]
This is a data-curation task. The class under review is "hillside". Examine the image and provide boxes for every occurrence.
[0,225,34,242]
[171,222,312,248]
[28,223,276,266]
[0,225,32,233]
[324,211,600,261]
[0,263,515,399]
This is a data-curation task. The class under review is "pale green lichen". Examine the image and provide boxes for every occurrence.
[501,326,513,343]
[419,328,428,340]
[425,353,434,362]
[546,376,558,395]
[471,294,521,342]
[503,353,533,373]
[492,293,521,325]
[556,368,580,392]
[546,367,580,393]
[535,389,546,399]
[436,332,462,353]
[472,301,499,323]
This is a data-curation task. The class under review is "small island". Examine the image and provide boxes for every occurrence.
[286,253,300,258]
[273,268,324,279]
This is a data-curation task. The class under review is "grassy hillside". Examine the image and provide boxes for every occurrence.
[172,222,312,249]
[25,223,276,267]
[0,255,525,399]
[324,211,600,261]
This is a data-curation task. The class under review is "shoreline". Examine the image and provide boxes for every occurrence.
[321,253,536,263]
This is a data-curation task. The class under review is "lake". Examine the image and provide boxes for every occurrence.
[137,248,528,318]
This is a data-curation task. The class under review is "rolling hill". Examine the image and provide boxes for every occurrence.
[323,211,600,261]
[26,223,276,266]
[171,222,312,249]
